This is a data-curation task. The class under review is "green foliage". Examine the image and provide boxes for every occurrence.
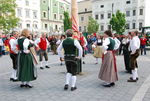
[110,10,126,35]
[87,17,99,34]
[63,11,72,32]
[0,0,19,33]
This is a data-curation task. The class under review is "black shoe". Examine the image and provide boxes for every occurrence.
[60,63,63,66]
[64,84,69,90]
[103,84,111,87]
[129,77,139,81]
[26,84,33,88]
[110,82,115,86]
[40,67,44,69]
[10,78,18,82]
[83,61,85,64]
[45,66,50,68]
[71,87,77,91]
[20,84,26,88]
[127,78,137,82]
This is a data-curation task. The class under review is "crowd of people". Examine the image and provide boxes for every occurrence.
[0,28,146,90]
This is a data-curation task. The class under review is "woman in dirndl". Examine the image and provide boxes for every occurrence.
[17,29,37,88]
[93,35,103,64]
[98,30,118,87]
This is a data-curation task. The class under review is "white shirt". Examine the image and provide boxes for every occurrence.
[102,37,119,54]
[0,38,3,46]
[9,37,18,54]
[122,38,129,45]
[114,37,121,50]
[23,38,30,53]
[34,38,49,48]
[57,38,83,58]
[129,36,140,54]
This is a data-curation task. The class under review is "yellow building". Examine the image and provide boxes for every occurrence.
[78,0,92,33]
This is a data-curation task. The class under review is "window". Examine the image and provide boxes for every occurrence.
[17,8,22,17]
[43,0,46,3]
[101,14,104,19]
[133,10,136,16]
[126,1,131,4]
[108,13,111,19]
[33,11,37,19]
[79,26,82,32]
[43,12,46,18]
[25,9,30,18]
[95,14,99,20]
[126,23,130,29]
[45,24,48,29]
[139,9,143,15]
[100,5,104,8]
[132,23,136,29]
[101,25,104,31]
[55,25,58,30]
[27,24,30,28]
[139,22,143,30]
[60,15,63,20]
[85,8,87,12]
[54,14,57,19]
[25,0,29,6]
[84,26,86,32]
[81,17,84,21]
[34,24,38,29]
[126,11,130,17]
[108,25,111,30]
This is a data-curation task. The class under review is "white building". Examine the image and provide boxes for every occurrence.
[92,0,150,34]
[15,0,41,34]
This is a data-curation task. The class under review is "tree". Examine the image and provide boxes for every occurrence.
[87,17,99,34]
[110,10,126,35]
[0,0,19,33]
[63,11,72,32]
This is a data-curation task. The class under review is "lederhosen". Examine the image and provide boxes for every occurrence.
[63,38,78,75]
[129,49,140,70]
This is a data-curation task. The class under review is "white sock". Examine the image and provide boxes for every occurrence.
[65,73,72,85]
[14,70,17,79]
[40,61,43,67]
[46,61,48,66]
[71,76,77,87]
[135,68,138,78]
[132,70,136,80]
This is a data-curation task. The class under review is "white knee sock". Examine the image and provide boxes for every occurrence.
[14,70,17,79]
[46,61,48,66]
[71,76,77,87]
[96,58,98,63]
[65,73,72,85]
[135,68,138,78]
[132,69,136,80]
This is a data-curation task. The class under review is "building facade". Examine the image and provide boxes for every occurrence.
[78,0,92,32]
[15,0,41,33]
[92,0,149,34]
[40,0,70,34]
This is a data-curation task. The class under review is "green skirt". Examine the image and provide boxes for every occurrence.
[17,52,36,82]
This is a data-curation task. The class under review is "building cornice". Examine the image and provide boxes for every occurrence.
[78,11,92,14]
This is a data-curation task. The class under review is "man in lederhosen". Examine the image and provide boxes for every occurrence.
[8,31,19,81]
[35,33,50,69]
[57,29,83,91]
[127,31,140,82]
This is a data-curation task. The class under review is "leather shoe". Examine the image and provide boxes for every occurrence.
[26,84,33,88]
[64,84,69,90]
[127,79,137,82]
[20,84,26,88]
[130,77,139,80]
[71,87,77,91]
[40,67,44,69]
[45,66,50,68]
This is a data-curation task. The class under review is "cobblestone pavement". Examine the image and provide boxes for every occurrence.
[0,51,150,101]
